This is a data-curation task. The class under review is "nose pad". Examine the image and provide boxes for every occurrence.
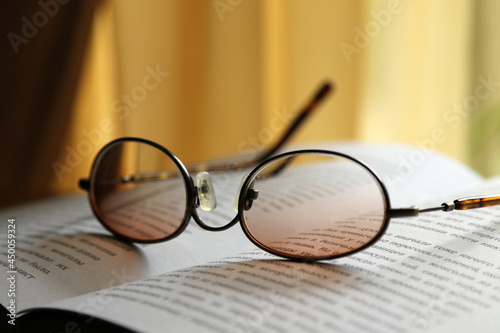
[196,172,217,211]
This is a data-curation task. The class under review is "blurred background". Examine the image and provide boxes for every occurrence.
[1,0,500,208]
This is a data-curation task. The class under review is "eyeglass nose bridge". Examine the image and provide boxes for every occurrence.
[191,172,241,232]
[190,172,259,232]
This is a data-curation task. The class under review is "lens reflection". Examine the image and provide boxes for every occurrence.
[240,153,387,259]
[91,140,187,242]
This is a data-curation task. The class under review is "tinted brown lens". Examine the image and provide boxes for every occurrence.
[240,153,387,260]
[91,141,187,242]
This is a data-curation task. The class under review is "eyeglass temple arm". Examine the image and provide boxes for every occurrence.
[184,81,333,173]
[78,171,176,192]
[254,82,333,164]
[78,82,333,191]
[388,194,500,218]
[79,179,90,191]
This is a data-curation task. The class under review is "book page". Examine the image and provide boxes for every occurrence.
[0,194,255,311]
[295,141,483,207]
[31,176,500,332]
[0,142,485,318]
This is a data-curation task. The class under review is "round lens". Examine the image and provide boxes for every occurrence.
[239,152,388,260]
[90,140,189,242]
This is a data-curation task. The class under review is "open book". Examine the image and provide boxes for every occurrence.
[2,142,500,332]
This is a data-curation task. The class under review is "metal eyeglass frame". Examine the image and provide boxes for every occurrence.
[79,82,500,261]
[79,81,334,242]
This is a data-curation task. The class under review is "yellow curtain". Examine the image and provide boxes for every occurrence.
[359,0,474,160]
[53,0,363,194]
[51,0,500,197]
[469,0,500,176]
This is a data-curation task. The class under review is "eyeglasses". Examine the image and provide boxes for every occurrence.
[79,83,500,261]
